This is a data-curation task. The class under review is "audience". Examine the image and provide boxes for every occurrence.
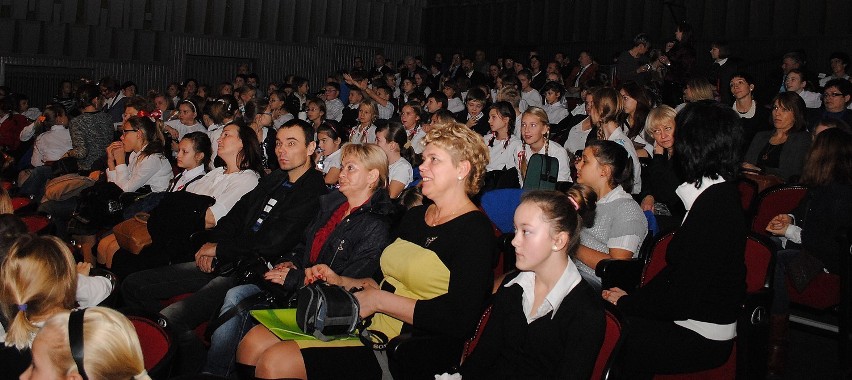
[2,39,852,379]
[236,121,495,379]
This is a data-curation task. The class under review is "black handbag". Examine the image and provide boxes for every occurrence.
[482,167,520,192]
[295,281,362,341]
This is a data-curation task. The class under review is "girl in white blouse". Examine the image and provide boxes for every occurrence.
[164,99,206,141]
[484,101,523,173]
[316,124,345,187]
[105,116,173,192]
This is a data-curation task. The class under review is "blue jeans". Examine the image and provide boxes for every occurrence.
[203,284,267,378]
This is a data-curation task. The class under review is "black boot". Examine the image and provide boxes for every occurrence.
[235,363,256,380]
[766,314,789,378]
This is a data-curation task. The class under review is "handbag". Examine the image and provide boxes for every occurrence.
[295,281,362,341]
[523,153,559,190]
[786,250,826,293]
[112,213,152,255]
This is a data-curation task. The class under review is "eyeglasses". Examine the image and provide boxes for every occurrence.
[122,129,138,134]
[824,92,845,98]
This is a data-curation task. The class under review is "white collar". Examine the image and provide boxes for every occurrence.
[504,260,582,322]
[732,100,756,118]
[598,185,632,204]
[0,114,8,124]
[675,177,726,219]
[181,165,207,180]
[715,58,729,66]
[48,125,67,132]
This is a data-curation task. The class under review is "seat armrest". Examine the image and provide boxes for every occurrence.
[596,258,644,291]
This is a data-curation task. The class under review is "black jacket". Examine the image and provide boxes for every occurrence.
[618,181,746,325]
[790,184,852,274]
[281,189,394,290]
[210,168,328,264]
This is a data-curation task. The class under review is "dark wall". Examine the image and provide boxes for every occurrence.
[0,0,426,107]
[424,0,852,97]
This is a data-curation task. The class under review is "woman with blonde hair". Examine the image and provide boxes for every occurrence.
[517,106,572,187]
[639,105,686,233]
[237,122,496,379]
[21,307,150,380]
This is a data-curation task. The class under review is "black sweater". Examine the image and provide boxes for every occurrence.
[618,181,746,325]
[790,184,852,274]
[461,273,605,379]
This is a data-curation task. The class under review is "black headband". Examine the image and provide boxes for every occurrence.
[68,309,89,380]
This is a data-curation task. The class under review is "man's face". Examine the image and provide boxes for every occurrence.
[579,52,592,67]
[354,57,364,68]
[234,76,245,88]
[247,77,258,87]
[475,50,485,61]
[710,47,720,60]
[462,59,473,72]
[275,126,314,171]
[375,54,385,67]
[405,58,416,71]
[100,85,115,99]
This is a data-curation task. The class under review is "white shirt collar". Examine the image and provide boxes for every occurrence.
[732,100,756,118]
[715,58,729,66]
[504,260,583,322]
[675,176,726,221]
[598,185,632,204]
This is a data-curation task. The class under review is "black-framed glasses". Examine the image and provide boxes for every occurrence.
[824,92,845,98]
[122,129,138,134]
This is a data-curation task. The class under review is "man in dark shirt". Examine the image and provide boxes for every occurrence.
[616,33,652,86]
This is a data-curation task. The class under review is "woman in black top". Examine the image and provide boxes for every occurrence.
[743,92,811,181]
[639,105,685,234]
[604,100,747,377]
[764,128,852,376]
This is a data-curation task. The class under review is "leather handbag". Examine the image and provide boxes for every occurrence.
[112,213,152,255]
[296,281,362,341]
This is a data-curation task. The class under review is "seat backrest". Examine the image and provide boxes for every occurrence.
[128,315,174,376]
[750,184,807,236]
[20,215,50,234]
[744,234,774,293]
[592,303,626,380]
[736,177,759,213]
[641,231,675,286]
[480,189,524,234]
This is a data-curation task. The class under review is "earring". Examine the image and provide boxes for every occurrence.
[457,176,463,181]
[552,245,559,251]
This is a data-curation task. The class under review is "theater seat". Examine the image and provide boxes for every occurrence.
[128,315,175,379]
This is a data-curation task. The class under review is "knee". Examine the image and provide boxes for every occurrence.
[237,325,277,366]
[255,342,305,379]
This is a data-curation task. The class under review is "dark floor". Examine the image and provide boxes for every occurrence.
[783,309,849,380]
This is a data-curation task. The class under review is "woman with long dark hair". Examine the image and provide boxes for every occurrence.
[764,128,852,376]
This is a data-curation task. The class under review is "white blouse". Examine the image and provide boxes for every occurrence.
[106,151,173,192]
[189,167,260,222]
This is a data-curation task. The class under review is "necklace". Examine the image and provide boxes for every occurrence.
[427,203,466,227]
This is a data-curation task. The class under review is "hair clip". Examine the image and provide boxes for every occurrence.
[568,197,579,211]
[16,303,27,312]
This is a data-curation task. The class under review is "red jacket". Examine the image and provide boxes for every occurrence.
[0,114,29,151]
